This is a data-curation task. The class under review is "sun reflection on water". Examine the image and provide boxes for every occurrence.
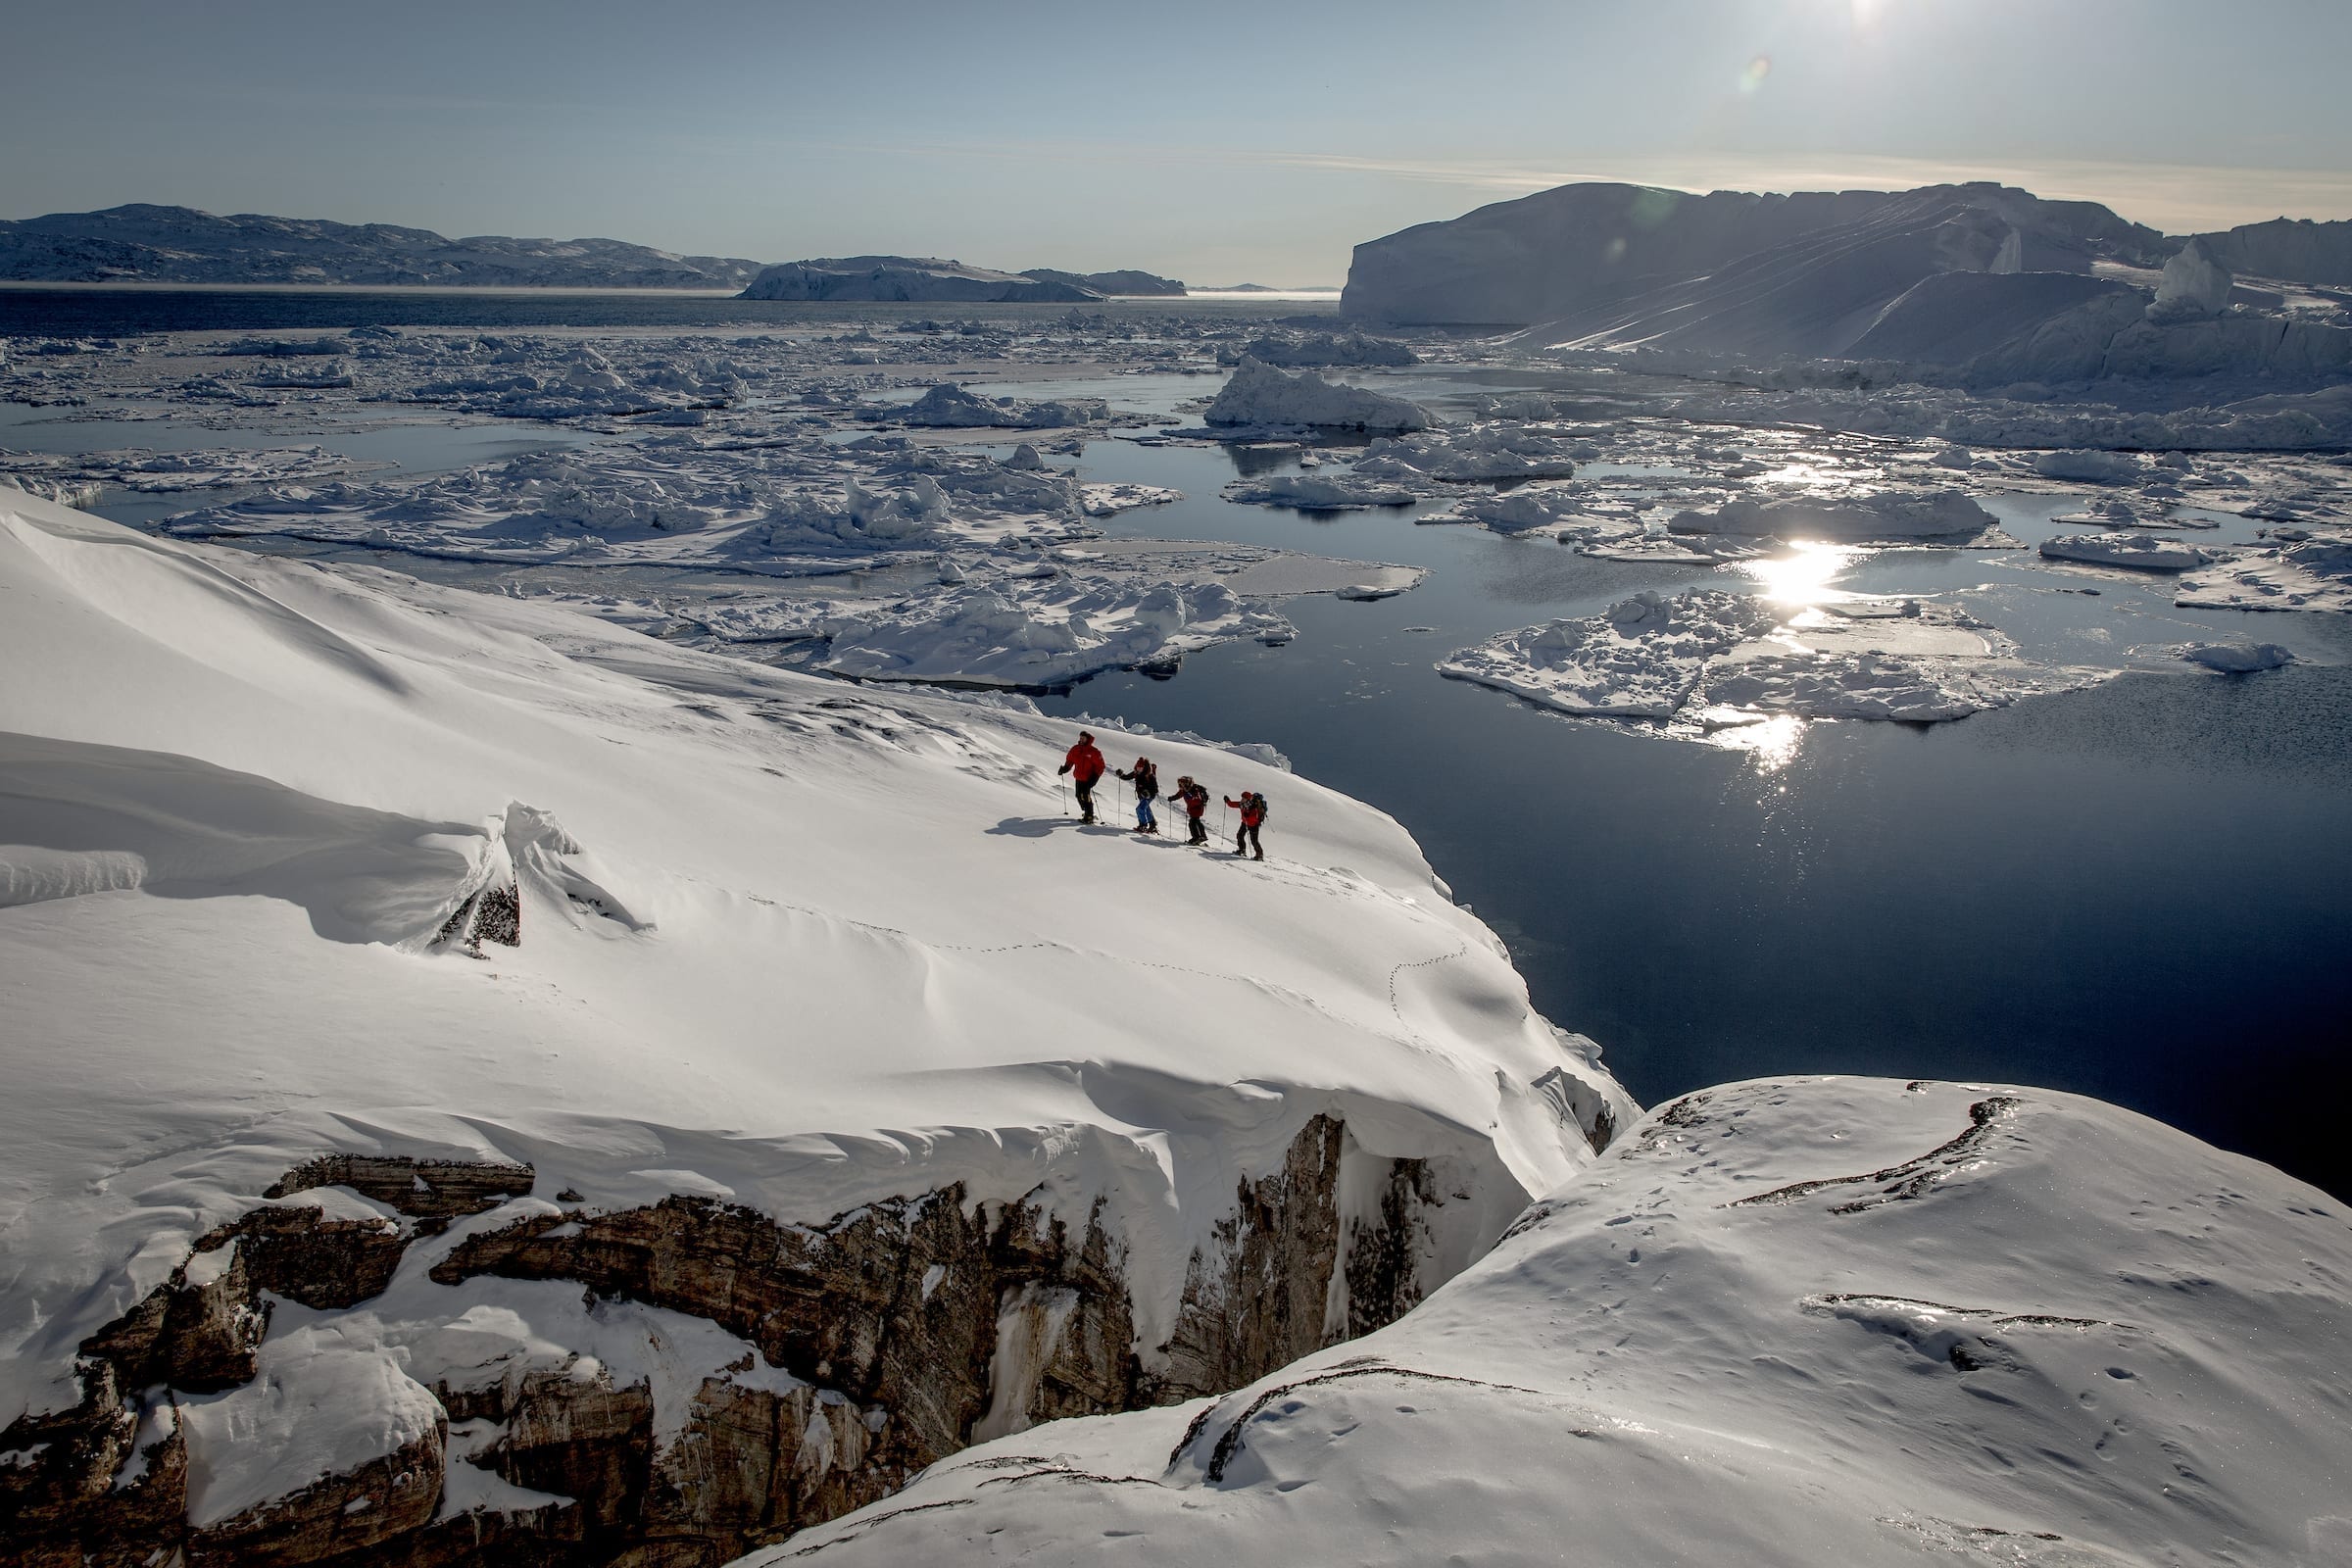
[1737,539,1868,608]
[1704,711,1806,774]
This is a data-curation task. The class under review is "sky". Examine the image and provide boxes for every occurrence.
[5,0,2348,285]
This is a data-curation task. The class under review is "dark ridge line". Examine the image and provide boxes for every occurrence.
[1723,1096,2022,1210]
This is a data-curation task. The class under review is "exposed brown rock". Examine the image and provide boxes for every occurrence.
[200,1203,411,1310]
[265,1153,535,1219]
[15,1113,1471,1566]
[77,1238,269,1395]
[0,1377,186,1568]
[185,1410,444,1567]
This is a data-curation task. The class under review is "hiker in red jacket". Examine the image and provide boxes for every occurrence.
[1171,776,1211,846]
[1224,790,1268,860]
[1057,731,1107,823]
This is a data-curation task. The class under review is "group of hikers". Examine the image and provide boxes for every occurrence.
[1056,731,1269,860]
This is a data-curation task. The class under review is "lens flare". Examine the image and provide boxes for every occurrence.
[1738,55,1772,94]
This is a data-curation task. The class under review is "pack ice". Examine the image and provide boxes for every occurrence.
[0,488,1630,1564]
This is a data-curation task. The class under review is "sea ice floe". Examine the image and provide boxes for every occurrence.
[1223,473,1418,511]
[1667,491,2009,545]
[1440,591,2105,730]
[2176,641,2296,673]
[2175,526,2352,612]
[2037,531,2226,571]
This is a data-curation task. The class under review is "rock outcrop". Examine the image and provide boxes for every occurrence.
[0,1116,1497,1566]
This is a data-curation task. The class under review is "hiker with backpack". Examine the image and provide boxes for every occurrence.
[1057,731,1107,824]
[1224,789,1268,860]
[1170,776,1212,846]
[1115,756,1161,834]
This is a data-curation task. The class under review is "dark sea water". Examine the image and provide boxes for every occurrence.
[13,287,2348,1199]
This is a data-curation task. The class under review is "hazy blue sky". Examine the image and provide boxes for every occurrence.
[6,0,2346,283]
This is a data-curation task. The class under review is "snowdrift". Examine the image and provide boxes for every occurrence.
[751,1076,2352,1567]
[0,490,1630,1563]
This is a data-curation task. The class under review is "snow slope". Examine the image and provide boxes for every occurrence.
[751,1075,2352,1567]
[0,491,1630,1523]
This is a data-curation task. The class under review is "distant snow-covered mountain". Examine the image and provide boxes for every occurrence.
[0,204,767,288]
[737,256,1183,302]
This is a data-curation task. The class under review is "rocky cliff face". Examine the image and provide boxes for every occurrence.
[0,1109,1559,1567]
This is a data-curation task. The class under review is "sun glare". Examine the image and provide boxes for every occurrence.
[1737,540,1865,607]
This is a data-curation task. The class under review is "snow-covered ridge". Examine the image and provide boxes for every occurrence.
[0,204,766,289]
[747,1076,2352,1566]
[0,490,1630,1562]
[739,258,1180,304]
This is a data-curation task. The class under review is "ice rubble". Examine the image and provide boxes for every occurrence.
[1348,423,1586,482]
[1203,358,1433,433]
[813,581,1288,687]
[1439,590,2101,727]
[0,492,1631,1538]
[751,1077,2352,1568]
[894,383,1110,428]
[2176,525,2352,612]
[1437,590,1779,718]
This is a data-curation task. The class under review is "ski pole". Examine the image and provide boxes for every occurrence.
[1059,777,1068,817]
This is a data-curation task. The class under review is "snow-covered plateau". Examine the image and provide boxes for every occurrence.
[0,488,1628,1564]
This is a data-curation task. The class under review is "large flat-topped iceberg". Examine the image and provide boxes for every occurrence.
[1341,180,2165,329]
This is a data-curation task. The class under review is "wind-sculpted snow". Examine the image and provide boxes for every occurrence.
[0,490,1631,1559]
[746,1076,2352,1567]
[1441,590,2106,729]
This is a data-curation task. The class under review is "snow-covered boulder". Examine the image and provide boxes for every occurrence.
[755,1077,2352,1567]
[1203,359,1432,433]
